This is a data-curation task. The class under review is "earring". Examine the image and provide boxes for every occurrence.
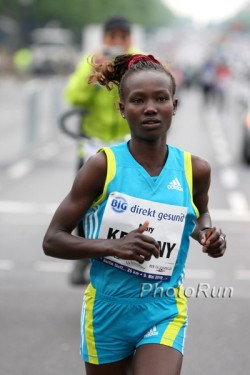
[122,114,125,118]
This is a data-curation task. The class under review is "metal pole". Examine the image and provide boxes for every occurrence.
[25,81,40,147]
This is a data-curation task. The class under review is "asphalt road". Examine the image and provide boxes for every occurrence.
[0,77,250,375]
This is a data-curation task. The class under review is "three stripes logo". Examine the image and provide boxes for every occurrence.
[144,326,159,338]
[167,177,183,191]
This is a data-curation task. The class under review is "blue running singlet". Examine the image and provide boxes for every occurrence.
[80,142,199,364]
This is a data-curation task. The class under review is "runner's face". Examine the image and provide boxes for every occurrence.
[120,70,177,141]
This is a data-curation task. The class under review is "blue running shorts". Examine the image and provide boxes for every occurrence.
[80,283,188,365]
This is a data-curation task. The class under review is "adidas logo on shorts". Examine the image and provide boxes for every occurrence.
[167,177,183,191]
[144,326,159,338]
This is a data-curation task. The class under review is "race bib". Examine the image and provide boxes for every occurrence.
[98,192,187,281]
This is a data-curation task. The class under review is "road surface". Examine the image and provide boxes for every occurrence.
[0,77,249,375]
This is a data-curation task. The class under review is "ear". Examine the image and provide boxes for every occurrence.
[173,98,178,115]
[119,102,125,118]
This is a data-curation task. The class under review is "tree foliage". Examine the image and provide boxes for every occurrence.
[0,0,177,41]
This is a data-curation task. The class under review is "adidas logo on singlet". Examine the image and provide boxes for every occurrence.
[144,326,159,338]
[167,177,183,191]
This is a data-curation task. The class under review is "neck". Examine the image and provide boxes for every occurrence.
[128,139,168,176]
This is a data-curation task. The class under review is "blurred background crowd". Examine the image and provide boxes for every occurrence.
[1,0,250,163]
[1,0,250,83]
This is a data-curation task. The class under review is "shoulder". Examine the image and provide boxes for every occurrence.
[72,151,107,198]
[191,154,211,177]
[83,150,107,176]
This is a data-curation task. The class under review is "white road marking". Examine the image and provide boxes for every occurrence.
[4,136,70,180]
[226,191,249,212]
[0,260,15,270]
[215,151,233,167]
[34,142,59,160]
[0,200,57,214]
[33,261,72,273]
[0,215,52,226]
[213,139,233,166]
[235,270,250,280]
[220,167,239,189]
[185,269,214,279]
[7,159,34,179]
[210,208,250,221]
[205,106,249,212]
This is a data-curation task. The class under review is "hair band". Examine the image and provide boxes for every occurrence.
[127,54,160,69]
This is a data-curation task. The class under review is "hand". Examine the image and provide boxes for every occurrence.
[93,52,109,66]
[115,221,160,264]
[199,227,226,258]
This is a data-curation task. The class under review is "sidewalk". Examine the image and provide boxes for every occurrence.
[0,75,68,167]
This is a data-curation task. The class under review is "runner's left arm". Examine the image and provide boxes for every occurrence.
[191,155,226,257]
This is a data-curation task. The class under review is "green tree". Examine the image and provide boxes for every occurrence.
[0,0,178,44]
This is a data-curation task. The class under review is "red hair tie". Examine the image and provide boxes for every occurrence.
[127,54,160,69]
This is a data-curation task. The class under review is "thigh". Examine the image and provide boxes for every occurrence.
[133,344,183,375]
[85,355,133,375]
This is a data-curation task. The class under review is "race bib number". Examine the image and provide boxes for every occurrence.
[98,192,187,281]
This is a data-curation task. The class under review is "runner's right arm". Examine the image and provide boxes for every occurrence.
[42,152,159,262]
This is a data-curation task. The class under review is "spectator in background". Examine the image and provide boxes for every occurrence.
[13,47,32,79]
[214,60,231,109]
[64,15,140,285]
[199,59,217,105]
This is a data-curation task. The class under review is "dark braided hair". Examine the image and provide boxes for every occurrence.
[88,54,176,99]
